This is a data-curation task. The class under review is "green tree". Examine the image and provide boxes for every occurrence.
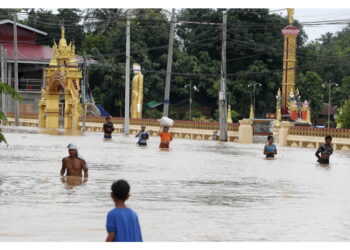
[176,9,307,118]
[25,9,84,51]
[84,9,171,117]
[0,9,22,20]
[299,25,350,109]
[336,97,350,128]
[296,71,324,123]
[0,82,22,144]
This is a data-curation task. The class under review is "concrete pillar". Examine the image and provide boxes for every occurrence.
[278,121,293,146]
[38,102,46,128]
[45,91,60,128]
[64,89,72,129]
[271,120,280,143]
[238,119,253,144]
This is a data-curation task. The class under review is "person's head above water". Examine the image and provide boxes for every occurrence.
[267,135,274,144]
[325,135,332,145]
[111,179,130,201]
[67,143,78,157]
[106,116,111,122]
[163,126,169,132]
[141,125,146,131]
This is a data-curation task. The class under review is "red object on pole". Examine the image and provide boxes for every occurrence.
[291,110,297,120]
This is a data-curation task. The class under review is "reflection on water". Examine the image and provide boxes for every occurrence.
[61,176,88,189]
[0,131,350,241]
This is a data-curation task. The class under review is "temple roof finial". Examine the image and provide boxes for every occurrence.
[287,8,295,25]
[59,25,67,47]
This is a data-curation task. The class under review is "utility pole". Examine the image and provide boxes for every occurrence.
[13,12,19,126]
[248,82,262,117]
[185,82,193,121]
[322,81,338,128]
[124,13,131,135]
[163,8,176,117]
[82,53,87,131]
[189,82,192,121]
[185,82,199,121]
[1,46,7,116]
[219,11,228,141]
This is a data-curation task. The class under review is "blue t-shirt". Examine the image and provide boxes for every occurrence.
[265,143,276,152]
[106,208,143,242]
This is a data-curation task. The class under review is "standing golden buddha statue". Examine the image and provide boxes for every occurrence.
[131,63,144,118]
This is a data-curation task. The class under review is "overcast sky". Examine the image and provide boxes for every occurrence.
[271,8,350,42]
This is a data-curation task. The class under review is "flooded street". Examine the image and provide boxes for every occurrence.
[1,130,350,241]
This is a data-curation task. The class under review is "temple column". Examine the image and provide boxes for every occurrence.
[64,89,72,129]
[45,90,60,128]
[281,25,300,115]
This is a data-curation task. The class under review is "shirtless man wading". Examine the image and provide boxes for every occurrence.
[61,143,88,178]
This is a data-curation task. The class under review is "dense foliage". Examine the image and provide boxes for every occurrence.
[0,82,22,144]
[2,8,350,126]
[336,97,350,128]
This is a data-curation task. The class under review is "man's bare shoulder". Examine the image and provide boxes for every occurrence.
[78,158,85,164]
[62,156,71,162]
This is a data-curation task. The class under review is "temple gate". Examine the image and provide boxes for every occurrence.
[38,26,83,130]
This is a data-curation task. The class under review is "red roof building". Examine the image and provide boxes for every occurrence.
[0,19,52,64]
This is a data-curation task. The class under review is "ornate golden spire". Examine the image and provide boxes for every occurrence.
[287,8,295,25]
[59,25,67,47]
[49,40,58,66]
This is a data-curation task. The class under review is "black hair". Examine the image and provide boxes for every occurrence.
[325,135,332,140]
[111,180,130,201]
[267,135,274,140]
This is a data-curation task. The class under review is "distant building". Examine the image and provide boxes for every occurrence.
[316,103,337,127]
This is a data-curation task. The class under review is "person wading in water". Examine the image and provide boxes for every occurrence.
[61,143,88,178]
[315,135,333,164]
[103,116,115,140]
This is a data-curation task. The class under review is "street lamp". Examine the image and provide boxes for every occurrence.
[322,81,338,128]
[248,82,262,117]
[185,82,199,121]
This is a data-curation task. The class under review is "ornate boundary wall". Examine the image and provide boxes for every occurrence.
[283,124,350,151]
[3,113,240,142]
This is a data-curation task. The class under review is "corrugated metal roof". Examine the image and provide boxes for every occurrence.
[0,42,97,64]
[0,19,47,36]
[1,42,52,63]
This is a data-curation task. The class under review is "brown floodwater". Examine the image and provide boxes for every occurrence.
[1,129,350,241]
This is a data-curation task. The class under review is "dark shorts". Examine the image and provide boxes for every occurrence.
[104,134,112,139]
[318,158,329,164]
[266,154,274,158]
[138,142,147,146]
[159,142,169,149]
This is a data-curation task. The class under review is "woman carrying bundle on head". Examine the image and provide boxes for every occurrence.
[158,117,174,149]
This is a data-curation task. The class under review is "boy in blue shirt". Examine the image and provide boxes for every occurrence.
[263,135,277,158]
[106,180,143,242]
